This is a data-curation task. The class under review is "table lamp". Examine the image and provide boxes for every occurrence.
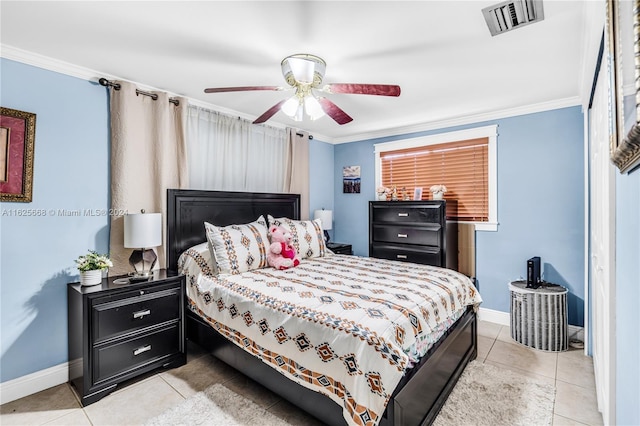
[313,209,332,244]
[124,210,162,281]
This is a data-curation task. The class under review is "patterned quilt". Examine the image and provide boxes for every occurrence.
[179,249,482,426]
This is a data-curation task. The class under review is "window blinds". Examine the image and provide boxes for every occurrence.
[380,138,489,221]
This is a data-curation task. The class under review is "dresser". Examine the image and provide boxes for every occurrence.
[68,270,186,405]
[369,200,458,269]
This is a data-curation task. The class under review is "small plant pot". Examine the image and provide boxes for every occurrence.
[80,270,103,286]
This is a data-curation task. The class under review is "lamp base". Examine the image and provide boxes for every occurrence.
[128,248,157,281]
[323,230,330,244]
[128,273,153,283]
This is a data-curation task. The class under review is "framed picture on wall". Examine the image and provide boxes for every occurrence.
[0,107,36,202]
[607,0,640,173]
[343,165,361,193]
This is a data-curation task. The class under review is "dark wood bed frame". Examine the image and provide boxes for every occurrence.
[167,189,477,426]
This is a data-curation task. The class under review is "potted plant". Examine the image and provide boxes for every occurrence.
[430,184,447,200]
[75,250,112,286]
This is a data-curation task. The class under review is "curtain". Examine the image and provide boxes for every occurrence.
[287,128,310,220]
[186,106,288,192]
[109,81,187,275]
[186,106,310,218]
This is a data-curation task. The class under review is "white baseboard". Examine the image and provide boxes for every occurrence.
[478,307,510,326]
[0,362,70,405]
[478,307,585,342]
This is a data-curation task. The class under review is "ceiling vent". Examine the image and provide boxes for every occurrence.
[482,0,544,36]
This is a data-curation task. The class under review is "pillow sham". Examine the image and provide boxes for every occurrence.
[177,242,217,278]
[204,215,270,275]
[267,215,327,259]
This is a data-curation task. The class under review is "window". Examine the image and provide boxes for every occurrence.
[375,125,498,231]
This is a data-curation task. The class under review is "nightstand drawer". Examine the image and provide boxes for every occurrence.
[93,324,180,384]
[372,205,443,224]
[372,224,441,246]
[371,244,442,266]
[326,243,352,255]
[92,285,181,342]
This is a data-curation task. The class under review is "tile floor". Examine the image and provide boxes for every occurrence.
[0,321,603,426]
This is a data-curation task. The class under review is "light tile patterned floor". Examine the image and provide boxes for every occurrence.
[0,321,603,426]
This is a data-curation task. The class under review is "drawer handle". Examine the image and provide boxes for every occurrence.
[397,234,408,238]
[398,213,409,217]
[133,309,151,319]
[133,345,151,356]
[133,345,152,356]
[396,254,408,259]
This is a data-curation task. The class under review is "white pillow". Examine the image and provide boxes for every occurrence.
[178,242,217,277]
[204,215,270,275]
[267,215,327,259]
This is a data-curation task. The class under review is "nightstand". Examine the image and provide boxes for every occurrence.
[327,242,353,255]
[68,270,186,406]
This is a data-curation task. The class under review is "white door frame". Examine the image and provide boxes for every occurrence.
[588,58,616,425]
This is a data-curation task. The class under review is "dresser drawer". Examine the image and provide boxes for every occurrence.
[372,224,441,246]
[371,244,443,266]
[92,285,181,342]
[371,205,443,224]
[93,324,180,384]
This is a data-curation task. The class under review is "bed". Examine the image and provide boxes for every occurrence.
[167,189,480,426]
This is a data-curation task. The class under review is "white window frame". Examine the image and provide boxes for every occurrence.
[374,125,498,231]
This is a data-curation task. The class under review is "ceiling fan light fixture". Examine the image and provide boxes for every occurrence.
[293,103,304,122]
[305,96,325,120]
[281,96,300,116]
[281,54,326,86]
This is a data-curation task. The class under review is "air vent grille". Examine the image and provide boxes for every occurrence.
[482,0,544,36]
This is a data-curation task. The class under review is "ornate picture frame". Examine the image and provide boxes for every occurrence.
[0,107,36,202]
[608,0,640,173]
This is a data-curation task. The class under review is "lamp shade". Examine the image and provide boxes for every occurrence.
[124,212,162,248]
[313,209,333,231]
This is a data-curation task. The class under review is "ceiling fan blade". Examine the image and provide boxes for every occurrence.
[252,100,288,124]
[323,83,401,97]
[318,98,353,125]
[204,86,282,94]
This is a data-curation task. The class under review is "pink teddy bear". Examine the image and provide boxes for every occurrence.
[267,225,300,270]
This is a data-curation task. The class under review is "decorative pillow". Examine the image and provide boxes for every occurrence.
[178,242,217,277]
[204,215,270,275]
[267,215,327,259]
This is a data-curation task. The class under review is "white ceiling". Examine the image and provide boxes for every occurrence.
[1,1,594,142]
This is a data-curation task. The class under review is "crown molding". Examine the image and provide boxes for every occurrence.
[1,44,108,82]
[330,96,582,145]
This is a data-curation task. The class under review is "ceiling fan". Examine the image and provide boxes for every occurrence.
[204,54,401,125]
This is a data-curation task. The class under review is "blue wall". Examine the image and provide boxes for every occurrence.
[615,168,640,425]
[0,58,110,382]
[309,137,335,238]
[333,107,586,326]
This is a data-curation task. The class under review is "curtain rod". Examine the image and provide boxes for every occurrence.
[100,78,314,138]
[98,78,180,106]
[296,132,314,140]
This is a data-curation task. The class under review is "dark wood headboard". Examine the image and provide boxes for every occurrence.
[166,189,300,273]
